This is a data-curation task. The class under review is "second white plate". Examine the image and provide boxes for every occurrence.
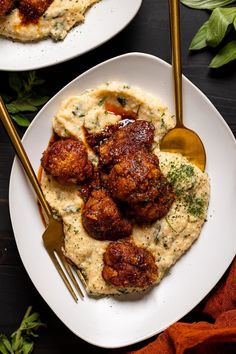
[0,0,142,71]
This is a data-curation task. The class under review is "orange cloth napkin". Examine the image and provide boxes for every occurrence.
[122,257,236,354]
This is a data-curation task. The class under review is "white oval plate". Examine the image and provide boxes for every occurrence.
[0,0,142,71]
[9,53,236,348]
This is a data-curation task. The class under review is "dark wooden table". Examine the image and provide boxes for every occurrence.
[0,1,236,353]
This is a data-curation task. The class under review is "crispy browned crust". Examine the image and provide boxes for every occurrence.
[106,150,162,204]
[128,176,176,223]
[82,189,133,241]
[0,0,14,16]
[102,240,158,288]
[99,120,155,167]
[41,138,93,186]
[18,0,53,22]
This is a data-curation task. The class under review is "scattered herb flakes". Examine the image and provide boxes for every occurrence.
[154,223,161,243]
[117,96,127,107]
[167,163,195,195]
[167,163,206,218]
[98,97,106,106]
[160,118,167,130]
[184,194,205,217]
[181,1,236,68]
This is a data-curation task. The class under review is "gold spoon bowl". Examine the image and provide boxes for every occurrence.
[160,0,206,172]
[160,126,206,172]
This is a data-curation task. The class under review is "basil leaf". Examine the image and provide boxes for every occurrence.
[11,333,23,352]
[190,20,208,50]
[26,95,49,107]
[11,114,30,127]
[6,100,37,113]
[206,7,236,47]
[0,335,12,354]
[181,0,236,10]
[234,14,236,30]
[0,343,10,354]
[8,73,22,95]
[0,346,9,354]
[210,40,236,67]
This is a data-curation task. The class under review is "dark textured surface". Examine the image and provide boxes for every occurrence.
[0,1,235,352]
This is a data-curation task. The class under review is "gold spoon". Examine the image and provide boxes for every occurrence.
[160,0,206,171]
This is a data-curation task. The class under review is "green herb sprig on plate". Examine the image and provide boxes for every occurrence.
[0,306,45,354]
[181,0,236,68]
[1,71,49,127]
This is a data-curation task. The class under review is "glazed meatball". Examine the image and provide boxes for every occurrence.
[102,240,158,289]
[0,0,14,16]
[82,189,133,241]
[41,139,93,186]
[128,177,176,223]
[19,0,53,21]
[99,120,155,167]
[106,150,162,204]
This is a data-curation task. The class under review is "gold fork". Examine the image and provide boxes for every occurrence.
[0,96,84,302]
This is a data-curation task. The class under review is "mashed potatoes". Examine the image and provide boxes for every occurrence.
[40,81,210,296]
[0,0,99,41]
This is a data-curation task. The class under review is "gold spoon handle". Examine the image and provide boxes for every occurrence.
[169,0,183,127]
[0,97,51,220]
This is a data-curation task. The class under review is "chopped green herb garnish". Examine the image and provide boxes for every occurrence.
[0,306,45,354]
[167,163,195,195]
[98,98,106,106]
[184,194,205,217]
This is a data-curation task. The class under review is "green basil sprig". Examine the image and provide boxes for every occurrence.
[181,1,236,68]
[181,0,236,10]
[0,306,45,354]
[1,71,49,127]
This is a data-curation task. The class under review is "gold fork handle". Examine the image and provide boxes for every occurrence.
[169,0,183,127]
[0,97,51,221]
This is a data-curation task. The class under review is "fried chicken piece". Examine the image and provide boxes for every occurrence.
[82,189,133,241]
[128,177,176,223]
[19,0,53,21]
[106,150,162,204]
[102,240,158,289]
[0,0,14,16]
[41,139,93,186]
[99,120,155,167]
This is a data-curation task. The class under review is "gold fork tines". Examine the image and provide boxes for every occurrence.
[43,217,84,300]
[0,96,84,302]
